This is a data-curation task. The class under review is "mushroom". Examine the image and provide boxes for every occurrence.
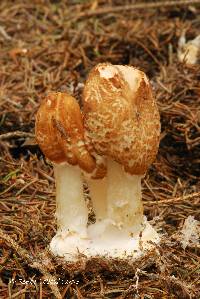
[82,63,161,257]
[35,92,97,259]
[35,65,161,261]
[178,33,200,65]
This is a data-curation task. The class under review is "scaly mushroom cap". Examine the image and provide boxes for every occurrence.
[83,63,160,175]
[35,92,96,173]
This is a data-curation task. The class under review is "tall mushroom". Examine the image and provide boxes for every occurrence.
[83,63,160,257]
[35,92,96,259]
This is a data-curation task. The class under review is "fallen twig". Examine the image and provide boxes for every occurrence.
[73,0,200,20]
[0,25,12,40]
[0,131,35,140]
[146,192,200,205]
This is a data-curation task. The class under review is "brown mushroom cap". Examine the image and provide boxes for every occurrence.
[83,63,160,175]
[35,92,96,173]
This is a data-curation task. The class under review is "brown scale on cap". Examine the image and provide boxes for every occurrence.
[35,92,96,173]
[83,63,160,175]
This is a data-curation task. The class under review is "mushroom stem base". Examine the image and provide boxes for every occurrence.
[49,217,159,262]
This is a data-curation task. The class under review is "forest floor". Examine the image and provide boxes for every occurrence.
[0,1,200,298]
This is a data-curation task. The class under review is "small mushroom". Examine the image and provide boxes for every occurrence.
[178,33,200,65]
[83,63,160,257]
[35,92,96,259]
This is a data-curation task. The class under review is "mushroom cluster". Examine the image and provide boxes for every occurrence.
[35,63,161,261]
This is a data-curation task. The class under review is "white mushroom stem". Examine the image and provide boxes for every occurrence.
[107,160,143,234]
[87,159,158,258]
[53,163,88,238]
[86,178,107,221]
